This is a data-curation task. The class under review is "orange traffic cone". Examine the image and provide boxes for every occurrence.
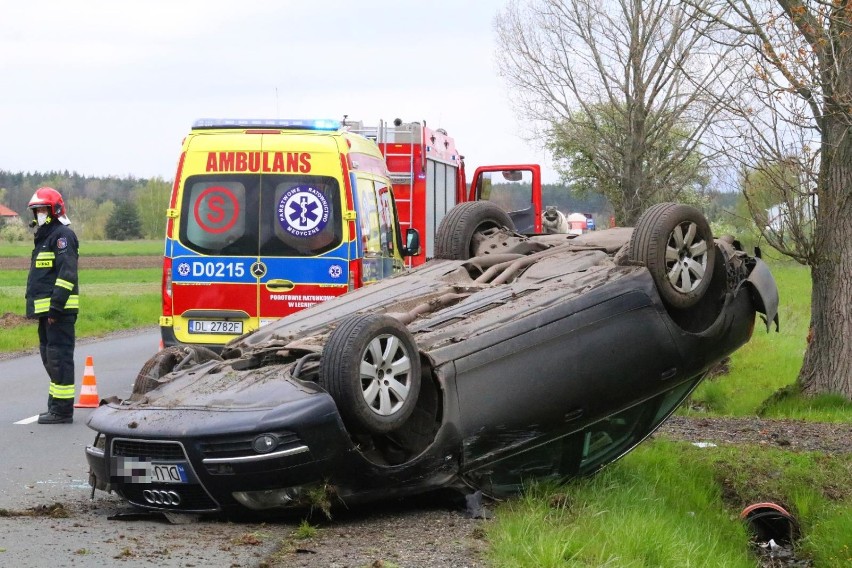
[74,355,100,408]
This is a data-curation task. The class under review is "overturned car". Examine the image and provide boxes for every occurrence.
[85,202,778,516]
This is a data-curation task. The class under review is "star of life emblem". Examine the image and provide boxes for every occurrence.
[278,186,330,237]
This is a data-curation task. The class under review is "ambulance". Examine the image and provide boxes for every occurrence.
[160,118,425,351]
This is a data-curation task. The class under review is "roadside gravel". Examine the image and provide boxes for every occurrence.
[656,415,852,454]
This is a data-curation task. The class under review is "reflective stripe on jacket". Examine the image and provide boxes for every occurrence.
[25,220,80,317]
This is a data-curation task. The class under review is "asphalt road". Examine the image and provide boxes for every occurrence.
[0,329,280,567]
[0,328,162,509]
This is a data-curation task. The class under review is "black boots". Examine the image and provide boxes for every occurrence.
[38,412,73,424]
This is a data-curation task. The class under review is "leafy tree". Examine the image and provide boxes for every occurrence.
[694,0,852,399]
[495,0,733,225]
[548,103,711,221]
[105,201,143,241]
[0,217,28,243]
[134,177,170,239]
[91,201,116,240]
[67,196,99,240]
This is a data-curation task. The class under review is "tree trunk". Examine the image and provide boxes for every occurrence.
[798,117,852,399]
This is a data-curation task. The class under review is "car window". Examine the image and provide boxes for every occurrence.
[478,171,536,232]
[356,177,383,255]
[470,380,700,496]
[376,182,395,255]
[578,381,696,475]
[260,175,342,256]
[180,176,256,255]
[577,406,646,474]
[478,172,533,213]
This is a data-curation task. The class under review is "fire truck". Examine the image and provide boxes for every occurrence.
[348,118,544,265]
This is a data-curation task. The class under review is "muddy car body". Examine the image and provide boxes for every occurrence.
[85,202,778,516]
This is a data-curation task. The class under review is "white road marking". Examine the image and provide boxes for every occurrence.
[15,415,39,425]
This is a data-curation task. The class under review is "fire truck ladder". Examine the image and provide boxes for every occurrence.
[346,120,418,238]
[375,120,416,237]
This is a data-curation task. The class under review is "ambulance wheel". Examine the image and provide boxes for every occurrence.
[321,313,421,435]
[628,202,716,309]
[435,202,515,260]
[132,346,222,396]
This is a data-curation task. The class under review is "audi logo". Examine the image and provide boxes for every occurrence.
[142,489,182,506]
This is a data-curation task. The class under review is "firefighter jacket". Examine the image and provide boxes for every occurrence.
[26,220,80,318]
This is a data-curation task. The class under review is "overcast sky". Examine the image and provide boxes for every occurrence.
[1,0,558,183]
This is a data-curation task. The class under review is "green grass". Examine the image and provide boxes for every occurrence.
[293,520,319,539]
[0,267,160,352]
[0,239,162,257]
[487,442,851,567]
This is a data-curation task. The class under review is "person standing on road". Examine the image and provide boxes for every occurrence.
[25,187,79,424]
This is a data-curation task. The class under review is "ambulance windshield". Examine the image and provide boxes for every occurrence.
[180,175,342,257]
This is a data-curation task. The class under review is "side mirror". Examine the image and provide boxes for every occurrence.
[402,228,420,257]
[501,170,523,182]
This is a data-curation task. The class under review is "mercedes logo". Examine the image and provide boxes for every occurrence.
[250,261,267,278]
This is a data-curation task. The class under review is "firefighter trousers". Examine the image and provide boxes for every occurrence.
[38,314,77,416]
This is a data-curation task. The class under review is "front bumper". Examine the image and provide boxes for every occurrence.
[86,391,344,514]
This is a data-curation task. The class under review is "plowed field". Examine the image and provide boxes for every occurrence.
[1,256,161,270]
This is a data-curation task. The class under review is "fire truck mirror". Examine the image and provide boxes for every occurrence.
[502,170,523,182]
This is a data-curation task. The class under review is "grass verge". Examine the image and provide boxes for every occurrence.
[0,267,159,352]
[0,239,162,258]
[487,441,851,567]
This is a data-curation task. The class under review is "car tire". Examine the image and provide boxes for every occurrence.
[628,202,716,309]
[132,346,222,395]
[320,313,421,434]
[435,201,515,260]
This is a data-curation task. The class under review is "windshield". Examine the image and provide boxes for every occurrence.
[180,174,342,257]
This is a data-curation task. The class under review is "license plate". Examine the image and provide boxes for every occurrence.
[152,463,188,484]
[188,320,243,335]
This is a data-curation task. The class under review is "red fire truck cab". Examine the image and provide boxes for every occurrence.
[349,119,545,265]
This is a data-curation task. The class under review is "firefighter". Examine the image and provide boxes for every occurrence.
[25,187,80,424]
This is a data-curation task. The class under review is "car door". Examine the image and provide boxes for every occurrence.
[257,171,347,324]
[354,175,403,283]
[172,174,259,344]
[454,289,683,465]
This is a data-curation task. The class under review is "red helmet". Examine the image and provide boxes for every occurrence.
[28,187,70,224]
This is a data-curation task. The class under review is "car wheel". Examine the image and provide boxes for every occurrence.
[435,201,515,260]
[321,313,421,434]
[628,202,716,309]
[132,346,222,395]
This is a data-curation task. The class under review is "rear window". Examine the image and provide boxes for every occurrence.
[180,174,342,257]
[260,175,343,256]
[181,176,257,256]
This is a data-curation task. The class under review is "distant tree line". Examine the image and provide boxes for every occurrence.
[1,170,746,243]
[0,170,169,241]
